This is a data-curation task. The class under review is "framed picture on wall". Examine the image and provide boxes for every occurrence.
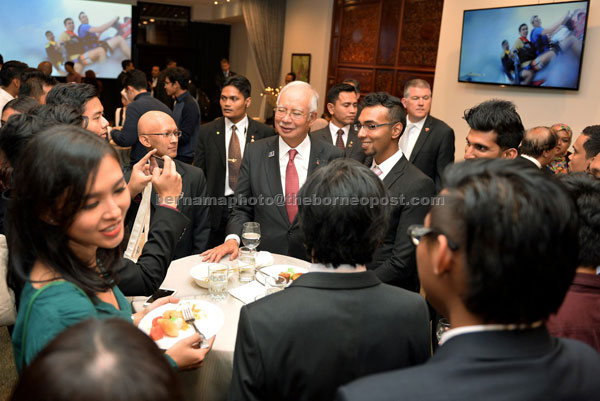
[291,53,311,83]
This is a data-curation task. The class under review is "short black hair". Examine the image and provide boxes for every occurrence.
[286,71,296,80]
[0,113,43,167]
[46,83,97,115]
[327,83,357,105]
[581,125,600,159]
[11,319,183,401]
[298,159,389,266]
[123,69,148,91]
[463,99,524,150]
[18,68,57,100]
[64,61,75,69]
[519,126,557,158]
[63,17,73,26]
[559,173,600,268]
[360,92,406,135]
[34,104,85,129]
[222,75,251,99]
[78,11,85,19]
[2,97,40,117]
[519,23,528,32]
[342,78,360,94]
[45,30,52,36]
[501,39,509,47]
[431,159,578,324]
[121,59,132,70]
[164,67,190,90]
[0,60,28,87]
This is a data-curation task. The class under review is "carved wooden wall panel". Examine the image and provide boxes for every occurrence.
[328,0,443,99]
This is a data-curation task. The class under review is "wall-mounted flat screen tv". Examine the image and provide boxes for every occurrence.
[0,0,132,78]
[458,1,589,90]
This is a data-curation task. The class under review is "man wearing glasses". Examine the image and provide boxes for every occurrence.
[163,67,200,164]
[111,69,173,166]
[133,110,210,259]
[356,92,435,291]
[202,81,343,262]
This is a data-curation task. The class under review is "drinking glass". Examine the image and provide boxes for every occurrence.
[208,264,228,301]
[436,318,451,344]
[238,247,256,282]
[265,276,286,295]
[242,222,261,250]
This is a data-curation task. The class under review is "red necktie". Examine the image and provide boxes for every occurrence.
[335,129,345,150]
[228,125,242,191]
[285,149,299,223]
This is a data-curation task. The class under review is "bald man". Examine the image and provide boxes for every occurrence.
[127,111,210,259]
[518,126,558,169]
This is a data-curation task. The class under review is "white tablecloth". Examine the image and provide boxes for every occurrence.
[132,253,310,401]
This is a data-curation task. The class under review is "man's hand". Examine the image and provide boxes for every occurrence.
[127,149,156,198]
[200,239,239,262]
[153,155,182,208]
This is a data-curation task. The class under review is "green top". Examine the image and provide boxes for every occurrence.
[12,280,132,373]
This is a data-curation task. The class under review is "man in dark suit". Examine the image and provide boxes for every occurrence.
[336,159,600,401]
[194,76,275,247]
[311,83,365,163]
[110,69,173,166]
[400,79,454,192]
[357,92,435,291]
[163,66,201,164]
[228,159,431,401]
[202,81,343,262]
[130,110,210,259]
[518,125,559,170]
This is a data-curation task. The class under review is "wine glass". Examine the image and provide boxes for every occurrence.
[242,222,261,250]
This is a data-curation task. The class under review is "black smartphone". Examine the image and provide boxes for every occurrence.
[144,288,176,306]
[151,155,165,169]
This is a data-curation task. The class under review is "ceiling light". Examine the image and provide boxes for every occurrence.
[142,21,148,24]
[149,18,155,22]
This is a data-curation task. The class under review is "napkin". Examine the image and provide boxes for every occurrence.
[255,251,274,268]
[229,281,266,304]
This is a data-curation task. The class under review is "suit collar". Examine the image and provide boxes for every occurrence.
[211,118,227,167]
[289,270,381,290]
[382,155,409,188]
[409,114,431,162]
[434,326,556,361]
[264,136,288,223]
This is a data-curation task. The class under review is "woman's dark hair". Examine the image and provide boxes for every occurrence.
[430,159,579,324]
[7,125,122,299]
[298,158,389,267]
[10,319,183,401]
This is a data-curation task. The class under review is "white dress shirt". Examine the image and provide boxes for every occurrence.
[328,122,349,147]
[399,116,426,160]
[370,148,404,181]
[0,88,15,127]
[439,321,543,345]
[278,135,311,193]
[224,115,249,196]
[520,154,542,169]
[309,263,366,273]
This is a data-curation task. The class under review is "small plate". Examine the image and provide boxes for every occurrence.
[256,264,308,287]
[138,300,224,349]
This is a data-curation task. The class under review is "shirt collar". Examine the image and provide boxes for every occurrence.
[279,134,310,161]
[328,121,349,136]
[175,91,189,102]
[520,154,542,168]
[440,321,544,345]
[406,115,427,130]
[371,148,404,176]
[309,263,367,273]
[225,115,249,136]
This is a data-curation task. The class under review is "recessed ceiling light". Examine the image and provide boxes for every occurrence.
[142,21,148,24]
[149,18,155,22]
[214,1,218,4]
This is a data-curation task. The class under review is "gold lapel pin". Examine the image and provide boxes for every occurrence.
[349,140,353,148]
[216,131,220,135]
[251,135,255,142]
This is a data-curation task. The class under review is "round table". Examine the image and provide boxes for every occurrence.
[132,253,310,401]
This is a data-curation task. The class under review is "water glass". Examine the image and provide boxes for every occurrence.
[208,264,228,301]
[238,247,256,282]
[242,222,261,250]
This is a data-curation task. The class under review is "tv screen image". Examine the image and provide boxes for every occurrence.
[458,1,589,90]
[0,0,132,79]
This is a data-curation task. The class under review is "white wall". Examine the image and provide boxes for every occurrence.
[280,0,334,116]
[433,0,600,161]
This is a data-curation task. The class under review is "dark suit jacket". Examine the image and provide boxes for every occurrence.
[126,160,210,260]
[311,125,366,163]
[226,135,343,260]
[336,327,600,401]
[228,271,431,401]
[116,205,189,296]
[408,115,454,193]
[366,155,435,291]
[193,117,275,238]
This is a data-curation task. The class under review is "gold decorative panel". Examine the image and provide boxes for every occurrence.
[339,3,381,65]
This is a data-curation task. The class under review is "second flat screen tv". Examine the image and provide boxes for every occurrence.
[458,1,590,90]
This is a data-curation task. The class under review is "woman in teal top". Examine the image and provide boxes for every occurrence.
[8,125,210,372]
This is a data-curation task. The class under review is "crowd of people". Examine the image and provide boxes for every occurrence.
[0,52,599,401]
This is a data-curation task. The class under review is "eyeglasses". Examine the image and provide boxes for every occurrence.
[407,224,459,250]
[274,107,308,121]
[143,131,182,139]
[353,122,399,132]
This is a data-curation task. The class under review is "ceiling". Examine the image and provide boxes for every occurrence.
[150,0,236,5]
